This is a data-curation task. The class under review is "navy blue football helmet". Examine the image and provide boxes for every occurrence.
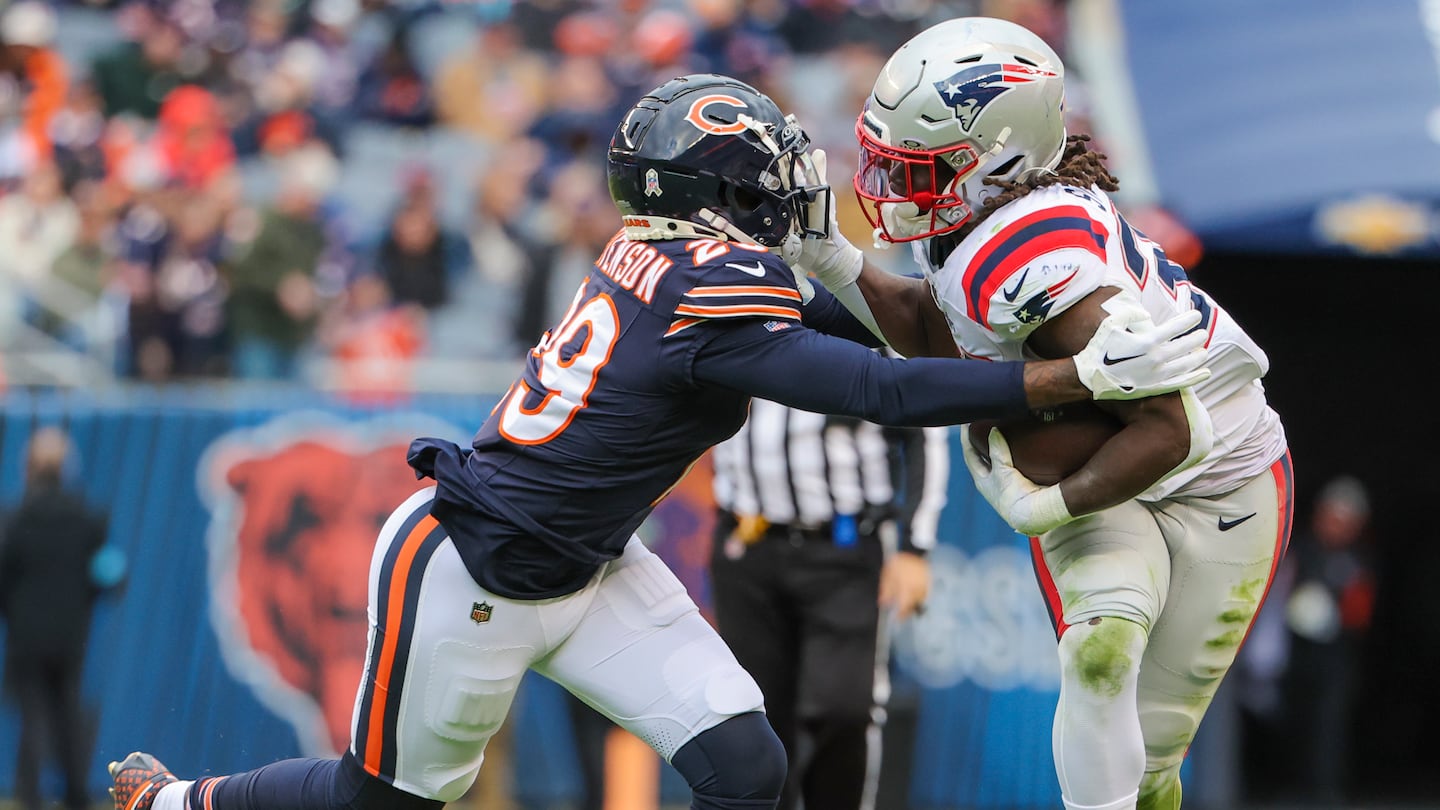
[607,74,822,247]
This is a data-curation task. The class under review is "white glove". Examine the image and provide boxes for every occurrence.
[960,425,1075,536]
[1073,298,1210,400]
[793,149,864,291]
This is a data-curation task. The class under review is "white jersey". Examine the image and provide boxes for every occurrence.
[917,184,1286,500]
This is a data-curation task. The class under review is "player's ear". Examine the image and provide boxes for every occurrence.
[226,458,255,496]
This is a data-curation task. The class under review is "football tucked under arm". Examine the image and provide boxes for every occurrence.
[966,402,1124,487]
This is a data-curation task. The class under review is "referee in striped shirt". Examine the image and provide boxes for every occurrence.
[709,396,949,810]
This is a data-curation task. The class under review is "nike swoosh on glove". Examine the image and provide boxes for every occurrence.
[1073,297,1210,400]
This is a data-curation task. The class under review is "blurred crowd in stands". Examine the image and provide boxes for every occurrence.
[0,0,1075,393]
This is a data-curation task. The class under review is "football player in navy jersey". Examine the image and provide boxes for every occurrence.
[109,74,1209,810]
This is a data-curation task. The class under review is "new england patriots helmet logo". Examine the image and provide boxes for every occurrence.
[933,63,1058,132]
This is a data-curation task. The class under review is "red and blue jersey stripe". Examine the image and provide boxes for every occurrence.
[963,205,1109,327]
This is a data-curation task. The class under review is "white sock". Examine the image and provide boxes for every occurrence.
[1053,617,1147,810]
[152,780,193,810]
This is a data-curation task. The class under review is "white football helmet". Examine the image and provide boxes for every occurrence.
[855,17,1068,242]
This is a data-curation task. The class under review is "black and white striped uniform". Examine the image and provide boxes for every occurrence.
[709,397,949,810]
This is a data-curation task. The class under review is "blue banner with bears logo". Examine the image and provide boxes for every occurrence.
[0,388,1225,808]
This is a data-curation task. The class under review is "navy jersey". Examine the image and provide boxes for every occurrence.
[410,232,1028,599]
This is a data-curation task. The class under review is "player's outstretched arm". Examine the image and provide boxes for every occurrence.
[852,262,956,358]
[692,311,1207,429]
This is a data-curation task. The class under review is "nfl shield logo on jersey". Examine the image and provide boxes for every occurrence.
[471,601,494,624]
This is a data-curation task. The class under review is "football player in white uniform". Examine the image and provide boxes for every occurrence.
[794,17,1293,810]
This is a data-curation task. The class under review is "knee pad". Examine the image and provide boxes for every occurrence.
[1061,617,1146,700]
[671,712,786,808]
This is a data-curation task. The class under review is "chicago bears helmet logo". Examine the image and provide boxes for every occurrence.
[200,413,464,756]
[933,63,1057,131]
[685,94,749,135]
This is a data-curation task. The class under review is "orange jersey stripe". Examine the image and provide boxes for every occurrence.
[203,776,227,810]
[684,285,802,300]
[363,513,440,775]
[673,304,801,319]
[665,317,705,336]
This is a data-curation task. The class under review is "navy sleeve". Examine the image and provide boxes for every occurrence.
[799,283,886,348]
[691,320,1029,426]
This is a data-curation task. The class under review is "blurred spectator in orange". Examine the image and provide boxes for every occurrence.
[434,19,548,144]
[1283,475,1377,807]
[0,426,117,810]
[90,4,189,119]
[0,0,67,168]
[225,142,338,381]
[320,272,425,403]
[354,23,435,128]
[374,168,468,311]
[151,84,236,190]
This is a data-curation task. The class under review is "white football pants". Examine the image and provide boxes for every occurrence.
[348,487,765,801]
[1031,452,1293,809]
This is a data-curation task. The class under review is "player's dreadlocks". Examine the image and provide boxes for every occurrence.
[978,135,1117,230]
[929,134,1119,265]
